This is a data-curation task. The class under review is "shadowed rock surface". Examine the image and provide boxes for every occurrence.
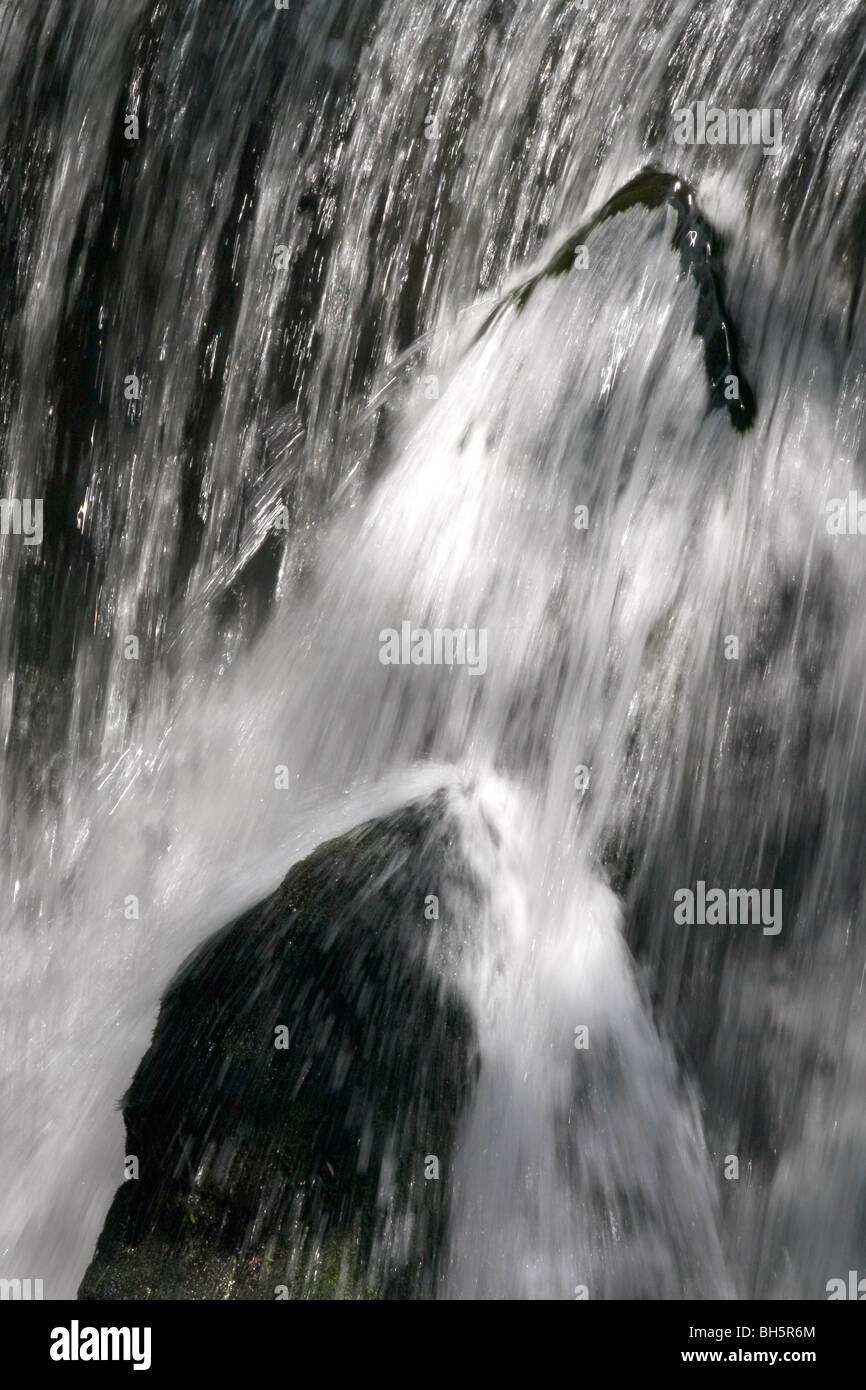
[79,790,483,1300]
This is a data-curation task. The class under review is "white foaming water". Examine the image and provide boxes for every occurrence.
[441,782,732,1299]
[0,248,719,1294]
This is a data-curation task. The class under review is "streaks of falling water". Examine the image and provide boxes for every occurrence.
[1,0,866,1298]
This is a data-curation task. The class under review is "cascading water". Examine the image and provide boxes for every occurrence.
[1,0,865,1301]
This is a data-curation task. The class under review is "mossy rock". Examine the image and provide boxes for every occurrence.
[79,788,485,1299]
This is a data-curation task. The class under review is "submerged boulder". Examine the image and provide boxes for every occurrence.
[473,167,756,433]
[79,788,485,1299]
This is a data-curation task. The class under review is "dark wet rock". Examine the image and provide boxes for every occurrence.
[473,167,756,433]
[79,789,484,1300]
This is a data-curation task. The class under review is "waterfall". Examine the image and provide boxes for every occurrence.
[1,0,865,1299]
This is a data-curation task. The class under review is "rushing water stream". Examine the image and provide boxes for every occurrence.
[1,0,865,1299]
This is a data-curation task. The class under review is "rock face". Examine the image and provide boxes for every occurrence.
[79,790,482,1299]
